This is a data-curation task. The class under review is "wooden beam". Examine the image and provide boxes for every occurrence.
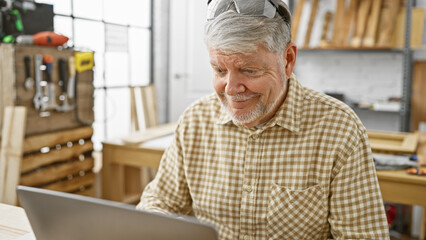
[350,0,372,47]
[21,141,94,173]
[339,0,359,46]
[76,186,95,197]
[319,11,333,48]
[412,62,426,132]
[0,107,27,205]
[43,172,96,193]
[303,0,319,48]
[291,0,306,43]
[19,157,94,187]
[391,8,425,49]
[377,0,401,47]
[142,85,158,128]
[363,0,383,46]
[0,45,16,140]
[23,126,93,153]
[331,0,346,46]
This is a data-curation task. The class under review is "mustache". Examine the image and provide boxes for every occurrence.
[219,92,262,101]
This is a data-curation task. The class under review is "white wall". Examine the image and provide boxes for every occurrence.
[295,51,403,131]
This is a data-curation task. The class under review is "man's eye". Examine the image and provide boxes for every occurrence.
[244,69,256,74]
[215,68,226,74]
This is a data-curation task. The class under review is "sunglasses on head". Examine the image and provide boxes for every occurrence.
[207,0,290,24]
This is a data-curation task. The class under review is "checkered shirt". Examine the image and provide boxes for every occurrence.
[137,74,390,240]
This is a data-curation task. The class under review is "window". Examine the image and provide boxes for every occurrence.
[36,0,153,150]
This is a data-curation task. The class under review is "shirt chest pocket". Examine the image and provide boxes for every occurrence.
[267,184,328,240]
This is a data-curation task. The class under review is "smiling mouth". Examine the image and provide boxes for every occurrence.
[227,95,261,110]
[223,93,261,102]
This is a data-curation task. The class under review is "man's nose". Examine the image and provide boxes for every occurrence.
[224,71,245,96]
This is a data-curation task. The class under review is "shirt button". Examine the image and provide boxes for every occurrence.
[252,134,259,139]
[244,235,251,240]
[244,185,252,193]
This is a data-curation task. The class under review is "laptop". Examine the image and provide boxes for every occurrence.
[16,185,219,240]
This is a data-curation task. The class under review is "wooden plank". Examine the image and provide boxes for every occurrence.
[391,8,425,48]
[23,126,93,153]
[377,0,401,47]
[0,45,16,139]
[0,107,27,205]
[122,122,176,145]
[417,132,426,166]
[340,0,359,46]
[19,157,94,187]
[43,172,96,193]
[412,62,426,132]
[368,130,419,154]
[21,141,94,173]
[303,0,319,48]
[331,0,346,46]
[350,0,372,47]
[130,87,138,132]
[76,186,95,197]
[291,0,306,43]
[319,11,333,48]
[363,0,383,46]
[142,85,158,128]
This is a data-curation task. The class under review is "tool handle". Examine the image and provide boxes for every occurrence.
[24,56,31,78]
[68,56,76,77]
[43,55,53,83]
[59,58,67,92]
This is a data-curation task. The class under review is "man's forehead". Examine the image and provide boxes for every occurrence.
[209,49,259,62]
[209,47,275,65]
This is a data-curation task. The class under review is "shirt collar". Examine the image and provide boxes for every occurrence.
[215,73,303,133]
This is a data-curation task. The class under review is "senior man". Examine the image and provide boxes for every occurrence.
[137,0,390,239]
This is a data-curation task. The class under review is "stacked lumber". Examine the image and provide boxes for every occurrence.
[0,44,96,205]
[19,127,95,197]
[292,0,424,49]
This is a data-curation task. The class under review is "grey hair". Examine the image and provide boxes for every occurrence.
[204,0,292,54]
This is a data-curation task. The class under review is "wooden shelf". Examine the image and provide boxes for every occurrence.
[298,47,405,53]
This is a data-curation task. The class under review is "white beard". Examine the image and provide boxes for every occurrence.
[220,78,287,125]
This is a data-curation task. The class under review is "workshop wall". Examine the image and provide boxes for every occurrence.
[295,51,403,131]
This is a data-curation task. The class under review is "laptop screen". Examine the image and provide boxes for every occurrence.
[17,186,218,240]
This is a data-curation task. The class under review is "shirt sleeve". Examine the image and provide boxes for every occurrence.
[328,129,390,239]
[136,124,193,215]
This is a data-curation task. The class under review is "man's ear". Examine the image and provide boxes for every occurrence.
[284,42,297,77]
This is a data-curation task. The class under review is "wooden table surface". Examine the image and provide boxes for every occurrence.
[0,203,33,240]
[376,168,426,240]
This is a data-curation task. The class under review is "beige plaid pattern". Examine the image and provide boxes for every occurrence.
[137,74,390,240]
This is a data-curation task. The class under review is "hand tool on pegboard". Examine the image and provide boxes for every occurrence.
[32,54,46,111]
[73,52,94,125]
[57,58,74,112]
[42,54,58,111]
[16,31,69,46]
[67,56,76,99]
[24,55,33,90]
